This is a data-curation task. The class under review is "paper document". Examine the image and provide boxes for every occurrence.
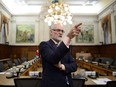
[0,72,5,74]
[92,78,111,84]
[0,72,10,75]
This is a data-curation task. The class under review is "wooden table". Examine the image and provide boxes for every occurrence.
[0,74,116,87]
[77,60,113,76]
[0,60,116,87]
[0,60,42,87]
[20,62,40,76]
[0,58,10,62]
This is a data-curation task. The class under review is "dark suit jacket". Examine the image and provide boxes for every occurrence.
[39,39,77,87]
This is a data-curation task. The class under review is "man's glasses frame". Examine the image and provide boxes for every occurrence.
[52,29,65,33]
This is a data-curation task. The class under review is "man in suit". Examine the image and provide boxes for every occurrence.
[39,23,82,87]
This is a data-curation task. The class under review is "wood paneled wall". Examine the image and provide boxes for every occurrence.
[70,44,116,58]
[0,44,10,59]
[9,46,39,60]
[70,45,100,58]
[0,44,116,60]
[99,44,116,58]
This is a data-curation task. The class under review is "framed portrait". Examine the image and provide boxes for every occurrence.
[76,24,94,43]
[16,24,35,43]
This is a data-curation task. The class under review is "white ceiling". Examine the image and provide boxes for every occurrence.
[0,0,115,15]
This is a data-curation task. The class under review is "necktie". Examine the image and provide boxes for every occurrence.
[54,44,58,48]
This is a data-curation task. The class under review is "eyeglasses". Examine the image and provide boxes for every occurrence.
[52,29,65,33]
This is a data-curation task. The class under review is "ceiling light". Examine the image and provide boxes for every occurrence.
[44,0,73,26]
[15,0,26,5]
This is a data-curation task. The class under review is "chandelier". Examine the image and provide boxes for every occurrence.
[44,0,72,26]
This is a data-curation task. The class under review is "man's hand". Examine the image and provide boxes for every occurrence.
[63,23,82,46]
[67,23,82,39]
[54,63,65,71]
[59,64,65,70]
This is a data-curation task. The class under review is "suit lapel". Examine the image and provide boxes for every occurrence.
[47,39,57,50]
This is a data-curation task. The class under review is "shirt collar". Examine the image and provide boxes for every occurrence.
[51,39,61,45]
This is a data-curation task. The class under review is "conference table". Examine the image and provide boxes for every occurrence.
[0,60,116,87]
[77,60,115,76]
[0,74,116,87]
[0,70,116,87]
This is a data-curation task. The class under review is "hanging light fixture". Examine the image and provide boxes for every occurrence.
[44,0,73,26]
[15,0,26,5]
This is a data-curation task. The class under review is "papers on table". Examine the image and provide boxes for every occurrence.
[0,72,11,75]
[112,71,116,76]
[92,78,111,84]
[85,71,96,76]
[0,72,6,74]
[17,65,24,68]
[29,71,40,76]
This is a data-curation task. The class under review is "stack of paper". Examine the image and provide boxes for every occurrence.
[92,78,111,84]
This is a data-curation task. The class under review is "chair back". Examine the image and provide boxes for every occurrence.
[72,78,85,87]
[7,60,13,68]
[106,81,116,87]
[17,58,22,64]
[0,62,4,72]
[14,78,42,87]
[21,57,28,62]
[14,59,20,66]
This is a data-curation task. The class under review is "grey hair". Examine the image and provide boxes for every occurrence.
[49,23,64,30]
[49,24,54,30]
